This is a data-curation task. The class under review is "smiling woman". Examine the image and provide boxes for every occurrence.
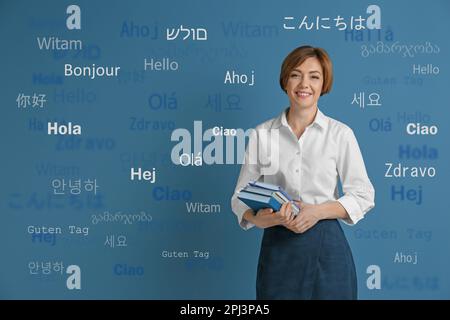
[231,45,375,300]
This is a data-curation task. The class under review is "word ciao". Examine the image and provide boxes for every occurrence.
[406,123,438,135]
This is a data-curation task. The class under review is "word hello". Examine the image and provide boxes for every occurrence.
[406,123,438,135]
[130,167,156,183]
[397,111,430,124]
[224,70,255,86]
[144,58,178,71]
[412,64,439,75]
[48,122,81,135]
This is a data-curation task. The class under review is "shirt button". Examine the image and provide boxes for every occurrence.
[296,169,299,173]
[296,151,300,155]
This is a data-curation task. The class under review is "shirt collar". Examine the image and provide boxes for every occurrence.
[271,107,328,130]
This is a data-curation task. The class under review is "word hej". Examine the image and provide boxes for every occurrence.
[167,25,207,41]
[130,167,156,183]
[284,5,381,31]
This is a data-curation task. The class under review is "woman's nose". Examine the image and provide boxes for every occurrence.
[299,77,309,88]
[298,80,309,89]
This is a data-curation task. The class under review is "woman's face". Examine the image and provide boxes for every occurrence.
[285,57,323,110]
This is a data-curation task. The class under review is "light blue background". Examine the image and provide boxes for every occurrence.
[1,0,449,299]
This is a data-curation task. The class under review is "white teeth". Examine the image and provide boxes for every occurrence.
[297,92,311,96]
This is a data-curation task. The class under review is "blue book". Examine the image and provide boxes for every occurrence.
[248,181,296,203]
[237,191,283,213]
[237,181,300,215]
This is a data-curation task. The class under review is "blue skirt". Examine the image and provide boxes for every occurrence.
[256,219,357,300]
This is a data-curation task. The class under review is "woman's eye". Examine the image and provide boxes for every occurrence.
[312,76,319,79]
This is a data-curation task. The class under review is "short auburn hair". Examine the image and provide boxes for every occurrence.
[279,45,333,96]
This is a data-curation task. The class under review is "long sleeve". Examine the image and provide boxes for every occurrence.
[336,128,375,225]
[230,130,262,230]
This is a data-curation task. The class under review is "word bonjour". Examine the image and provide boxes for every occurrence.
[64,63,121,79]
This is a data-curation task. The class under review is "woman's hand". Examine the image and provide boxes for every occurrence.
[246,202,296,229]
[284,200,322,234]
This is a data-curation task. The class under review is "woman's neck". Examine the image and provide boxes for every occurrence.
[287,105,318,136]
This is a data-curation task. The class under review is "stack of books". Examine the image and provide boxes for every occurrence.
[237,181,300,216]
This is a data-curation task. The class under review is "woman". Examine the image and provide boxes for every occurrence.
[231,45,375,300]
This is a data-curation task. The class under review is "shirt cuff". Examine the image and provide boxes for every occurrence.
[239,215,255,230]
[232,199,256,230]
[236,208,255,230]
[337,195,364,226]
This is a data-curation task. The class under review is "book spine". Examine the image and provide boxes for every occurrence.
[268,197,282,212]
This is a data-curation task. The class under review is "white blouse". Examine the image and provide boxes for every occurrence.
[231,107,375,230]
